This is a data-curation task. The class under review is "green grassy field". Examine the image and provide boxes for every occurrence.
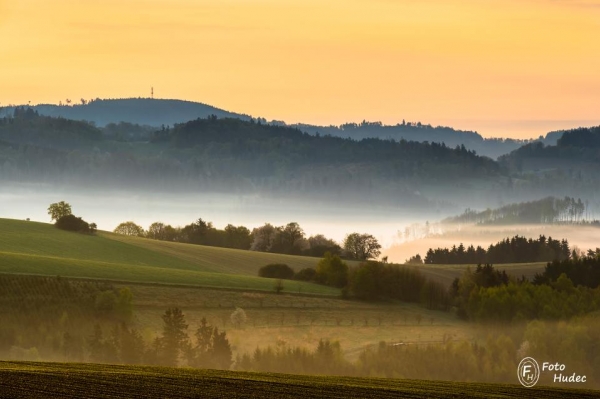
[105,232,358,275]
[0,218,338,295]
[0,361,596,399]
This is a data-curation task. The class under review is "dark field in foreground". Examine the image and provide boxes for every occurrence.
[0,362,598,399]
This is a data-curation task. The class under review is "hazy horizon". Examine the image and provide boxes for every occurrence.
[2,0,599,141]
[3,97,600,140]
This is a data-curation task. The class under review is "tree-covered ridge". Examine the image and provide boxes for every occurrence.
[0,108,102,149]
[1,98,535,158]
[154,116,501,180]
[0,98,251,128]
[421,235,571,264]
[445,196,589,225]
[500,126,600,166]
[292,120,534,159]
[0,111,503,203]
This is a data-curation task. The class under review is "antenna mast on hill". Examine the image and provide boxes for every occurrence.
[151,87,154,99]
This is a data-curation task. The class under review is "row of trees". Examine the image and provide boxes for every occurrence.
[114,219,382,260]
[84,308,233,368]
[534,250,600,288]
[445,196,589,225]
[419,235,571,264]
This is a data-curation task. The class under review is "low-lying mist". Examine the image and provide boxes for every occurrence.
[384,223,600,264]
[0,183,438,248]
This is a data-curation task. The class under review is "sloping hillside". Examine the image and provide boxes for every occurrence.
[0,218,337,295]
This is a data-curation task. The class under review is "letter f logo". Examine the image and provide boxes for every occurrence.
[518,358,540,387]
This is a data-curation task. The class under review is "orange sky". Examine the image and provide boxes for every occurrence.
[1,0,599,138]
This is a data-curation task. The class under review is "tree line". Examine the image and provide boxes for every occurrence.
[445,196,589,225]
[418,235,571,264]
[114,219,381,260]
[534,249,600,288]
[85,308,234,369]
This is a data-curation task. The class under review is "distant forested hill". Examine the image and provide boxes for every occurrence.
[0,110,503,207]
[500,126,600,166]
[496,126,600,201]
[0,98,251,128]
[290,121,532,159]
[0,98,532,158]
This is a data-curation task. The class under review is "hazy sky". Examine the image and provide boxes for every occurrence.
[1,0,599,138]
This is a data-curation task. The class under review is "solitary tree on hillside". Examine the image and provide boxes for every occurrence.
[343,233,381,260]
[113,221,145,237]
[48,201,72,221]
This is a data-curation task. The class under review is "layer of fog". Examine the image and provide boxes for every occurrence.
[4,184,600,264]
[0,184,441,248]
[384,224,600,264]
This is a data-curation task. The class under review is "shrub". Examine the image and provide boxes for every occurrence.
[294,267,317,282]
[258,263,295,280]
[316,252,348,288]
[55,214,91,233]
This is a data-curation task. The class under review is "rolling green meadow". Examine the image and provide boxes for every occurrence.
[0,218,542,292]
[0,218,338,295]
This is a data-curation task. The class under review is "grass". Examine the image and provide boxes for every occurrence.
[104,232,360,275]
[0,361,596,398]
[0,218,338,295]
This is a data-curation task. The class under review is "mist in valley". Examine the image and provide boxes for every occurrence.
[0,183,443,249]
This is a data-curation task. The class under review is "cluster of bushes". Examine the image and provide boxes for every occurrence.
[451,262,600,322]
[55,214,97,233]
[347,262,450,309]
[48,201,96,234]
[259,253,349,287]
[258,254,450,310]
[258,264,296,280]
[418,235,571,264]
